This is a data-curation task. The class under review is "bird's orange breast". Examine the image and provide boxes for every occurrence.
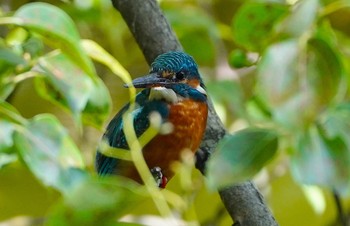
[122,99,208,183]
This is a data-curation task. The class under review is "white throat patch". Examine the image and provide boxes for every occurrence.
[149,87,181,103]
[196,85,207,96]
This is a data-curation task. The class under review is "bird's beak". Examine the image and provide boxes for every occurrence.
[124,73,168,88]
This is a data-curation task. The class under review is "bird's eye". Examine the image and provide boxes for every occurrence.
[175,71,185,80]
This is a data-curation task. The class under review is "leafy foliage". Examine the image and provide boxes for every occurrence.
[207,0,350,198]
[0,2,186,225]
[46,177,146,226]
[207,128,278,189]
[291,125,350,194]
[14,3,95,77]
[1,0,350,225]
[232,2,288,52]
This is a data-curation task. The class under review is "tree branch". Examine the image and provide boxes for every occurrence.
[111,0,182,64]
[111,0,278,225]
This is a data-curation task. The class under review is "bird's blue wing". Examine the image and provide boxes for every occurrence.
[95,88,169,175]
[95,103,128,175]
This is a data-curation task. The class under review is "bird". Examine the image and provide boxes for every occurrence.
[95,51,208,188]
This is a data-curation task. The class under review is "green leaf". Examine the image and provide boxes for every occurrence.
[232,2,288,51]
[272,91,318,130]
[307,36,342,105]
[0,153,17,169]
[322,103,350,147]
[81,39,131,83]
[228,49,254,68]
[257,39,310,129]
[0,77,16,100]
[13,2,95,77]
[0,101,26,124]
[22,36,44,58]
[47,177,146,226]
[0,120,15,153]
[291,126,350,195]
[258,39,300,106]
[34,51,111,127]
[258,34,343,130]
[278,0,319,37]
[0,46,26,66]
[35,51,93,122]
[13,114,86,193]
[82,77,111,127]
[207,128,278,189]
[0,46,25,99]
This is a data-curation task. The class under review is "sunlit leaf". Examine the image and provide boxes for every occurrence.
[12,2,95,77]
[232,2,288,51]
[278,0,319,37]
[258,39,300,106]
[35,51,93,122]
[272,91,317,130]
[207,128,278,189]
[14,114,86,193]
[47,177,146,226]
[301,185,326,215]
[81,39,131,84]
[291,126,350,195]
[257,39,311,129]
[34,51,111,127]
[258,34,342,130]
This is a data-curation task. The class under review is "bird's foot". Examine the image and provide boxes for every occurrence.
[150,166,168,188]
[195,148,211,174]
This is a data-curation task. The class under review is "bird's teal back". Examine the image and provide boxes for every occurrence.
[95,51,208,187]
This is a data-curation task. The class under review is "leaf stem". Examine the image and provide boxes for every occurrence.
[320,1,350,17]
[0,17,24,26]
[11,71,39,84]
[82,39,176,219]
[122,112,174,218]
[0,104,27,125]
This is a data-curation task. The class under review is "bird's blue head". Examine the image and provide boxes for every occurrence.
[127,51,205,90]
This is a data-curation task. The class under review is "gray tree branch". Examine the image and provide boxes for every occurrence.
[111,0,278,225]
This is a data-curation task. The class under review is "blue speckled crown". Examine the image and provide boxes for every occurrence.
[150,51,200,78]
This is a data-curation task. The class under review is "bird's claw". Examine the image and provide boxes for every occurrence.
[150,166,168,188]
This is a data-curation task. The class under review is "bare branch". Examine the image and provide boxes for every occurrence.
[112,0,182,64]
[219,182,278,226]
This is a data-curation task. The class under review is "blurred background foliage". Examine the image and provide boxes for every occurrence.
[1,0,350,225]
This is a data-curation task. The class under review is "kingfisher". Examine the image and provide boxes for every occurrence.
[95,51,208,188]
